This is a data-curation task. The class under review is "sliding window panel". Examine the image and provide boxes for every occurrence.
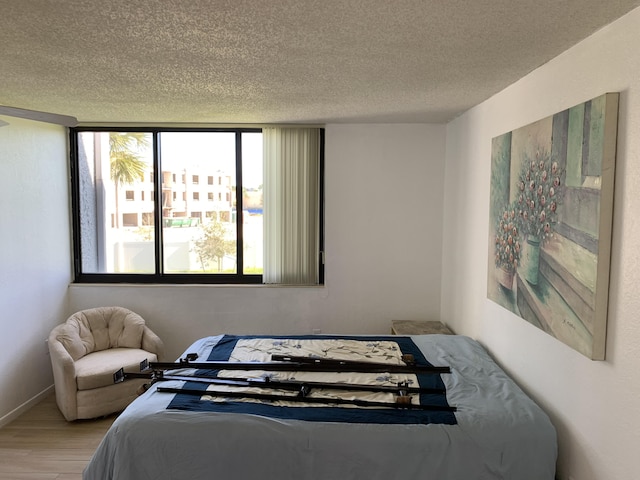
[76,131,155,273]
[159,132,237,274]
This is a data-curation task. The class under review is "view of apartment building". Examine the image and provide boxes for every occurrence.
[119,168,234,228]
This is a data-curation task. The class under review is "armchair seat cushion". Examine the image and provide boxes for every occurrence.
[75,348,157,391]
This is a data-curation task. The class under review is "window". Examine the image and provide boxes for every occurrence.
[70,127,324,284]
[122,213,138,227]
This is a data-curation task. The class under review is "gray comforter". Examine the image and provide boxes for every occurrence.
[83,334,557,480]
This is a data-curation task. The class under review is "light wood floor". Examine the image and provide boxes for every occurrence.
[0,394,117,479]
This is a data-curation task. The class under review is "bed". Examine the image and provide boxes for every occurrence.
[83,334,557,480]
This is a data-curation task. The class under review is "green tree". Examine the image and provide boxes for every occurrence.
[109,132,149,227]
[193,218,236,272]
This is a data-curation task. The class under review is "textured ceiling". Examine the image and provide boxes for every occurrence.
[1,0,639,124]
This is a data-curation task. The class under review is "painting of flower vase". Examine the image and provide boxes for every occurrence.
[487,93,619,360]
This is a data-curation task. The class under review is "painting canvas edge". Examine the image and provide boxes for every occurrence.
[590,92,620,360]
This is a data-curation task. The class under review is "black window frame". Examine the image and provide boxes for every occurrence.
[69,126,325,285]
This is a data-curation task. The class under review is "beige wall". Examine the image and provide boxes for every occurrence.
[68,124,447,361]
[0,116,71,425]
[0,120,446,422]
[441,8,640,480]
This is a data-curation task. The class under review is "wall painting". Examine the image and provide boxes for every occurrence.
[487,93,619,360]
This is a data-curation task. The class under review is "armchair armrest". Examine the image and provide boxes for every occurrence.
[48,332,79,421]
[141,326,165,361]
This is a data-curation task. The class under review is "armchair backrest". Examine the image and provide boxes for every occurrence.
[54,307,146,361]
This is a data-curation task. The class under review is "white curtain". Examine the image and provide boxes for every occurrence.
[263,127,320,284]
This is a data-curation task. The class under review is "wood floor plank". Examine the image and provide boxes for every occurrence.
[0,394,116,479]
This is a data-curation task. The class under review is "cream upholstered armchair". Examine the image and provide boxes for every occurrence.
[48,306,164,421]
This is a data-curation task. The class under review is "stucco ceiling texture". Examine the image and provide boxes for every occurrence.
[1,0,639,124]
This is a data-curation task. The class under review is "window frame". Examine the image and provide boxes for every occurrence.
[69,126,325,285]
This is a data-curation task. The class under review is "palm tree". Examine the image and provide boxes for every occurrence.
[109,132,149,227]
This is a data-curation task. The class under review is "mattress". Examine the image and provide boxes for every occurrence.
[83,334,557,480]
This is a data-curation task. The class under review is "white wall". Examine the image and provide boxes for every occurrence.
[69,124,446,360]
[441,8,640,480]
[0,116,71,425]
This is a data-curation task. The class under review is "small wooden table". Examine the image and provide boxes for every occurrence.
[391,320,454,335]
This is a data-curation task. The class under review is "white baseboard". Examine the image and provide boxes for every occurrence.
[0,385,55,428]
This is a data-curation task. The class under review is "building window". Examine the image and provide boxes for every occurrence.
[70,127,324,284]
[122,213,138,227]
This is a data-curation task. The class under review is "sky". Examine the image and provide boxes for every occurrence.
[142,131,263,188]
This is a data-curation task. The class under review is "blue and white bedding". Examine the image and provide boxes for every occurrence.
[168,334,455,425]
[83,334,557,480]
